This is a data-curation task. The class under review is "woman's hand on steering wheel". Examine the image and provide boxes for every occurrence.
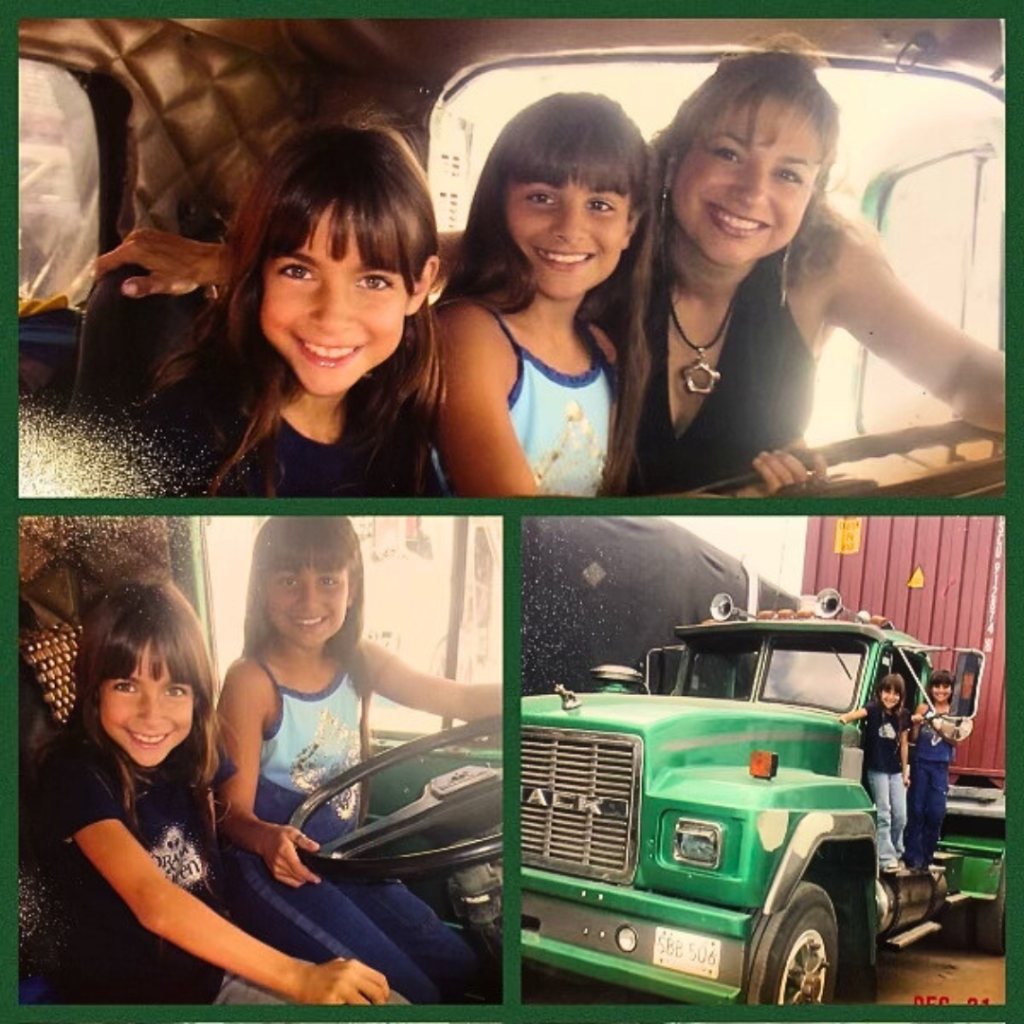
[743,445,828,496]
[255,822,322,887]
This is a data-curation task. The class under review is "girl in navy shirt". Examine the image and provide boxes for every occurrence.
[839,673,910,872]
[34,582,388,1003]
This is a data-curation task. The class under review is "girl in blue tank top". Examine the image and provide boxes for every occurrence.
[437,93,653,496]
[216,518,500,1002]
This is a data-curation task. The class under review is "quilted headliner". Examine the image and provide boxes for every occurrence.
[20,19,305,232]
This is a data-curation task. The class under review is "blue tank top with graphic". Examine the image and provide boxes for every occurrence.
[254,661,362,844]
[915,715,956,764]
[495,311,613,496]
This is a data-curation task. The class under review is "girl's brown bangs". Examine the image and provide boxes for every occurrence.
[92,612,192,693]
[264,190,423,292]
[258,519,356,574]
[348,201,419,286]
[91,630,151,689]
[506,131,637,198]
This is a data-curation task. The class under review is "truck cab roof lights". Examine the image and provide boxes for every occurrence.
[711,590,894,625]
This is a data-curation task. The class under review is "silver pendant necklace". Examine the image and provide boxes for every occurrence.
[669,292,735,395]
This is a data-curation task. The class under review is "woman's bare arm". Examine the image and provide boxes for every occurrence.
[94,229,226,297]
[824,233,1005,432]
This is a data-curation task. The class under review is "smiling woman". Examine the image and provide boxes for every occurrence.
[632,46,1004,495]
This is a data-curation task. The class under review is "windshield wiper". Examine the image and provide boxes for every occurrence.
[828,645,854,682]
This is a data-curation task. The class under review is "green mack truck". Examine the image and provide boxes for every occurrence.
[520,593,1004,1005]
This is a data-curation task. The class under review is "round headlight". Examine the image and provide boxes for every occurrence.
[616,925,638,953]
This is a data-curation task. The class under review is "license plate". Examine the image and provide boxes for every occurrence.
[652,926,722,979]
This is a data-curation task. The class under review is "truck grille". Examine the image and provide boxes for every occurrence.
[521,727,642,882]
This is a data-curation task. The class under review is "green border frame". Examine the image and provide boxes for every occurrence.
[8,5,1019,1023]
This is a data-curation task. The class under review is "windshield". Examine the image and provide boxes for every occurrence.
[652,632,866,710]
[653,635,760,701]
[762,638,865,711]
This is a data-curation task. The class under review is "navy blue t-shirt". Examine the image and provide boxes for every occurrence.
[862,700,908,775]
[140,374,436,497]
[33,741,227,1003]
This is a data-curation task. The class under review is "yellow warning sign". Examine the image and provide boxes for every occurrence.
[834,518,861,555]
[908,567,925,589]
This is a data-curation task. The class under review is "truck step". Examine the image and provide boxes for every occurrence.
[886,920,943,950]
[945,891,972,906]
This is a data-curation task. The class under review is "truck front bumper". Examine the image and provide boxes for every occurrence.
[522,869,753,1004]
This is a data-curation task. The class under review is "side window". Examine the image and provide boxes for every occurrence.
[202,516,503,737]
[899,652,930,710]
[427,61,714,231]
[19,59,100,305]
[871,645,915,710]
[856,143,1003,435]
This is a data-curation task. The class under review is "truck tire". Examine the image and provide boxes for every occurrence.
[747,882,838,1004]
[975,860,1005,956]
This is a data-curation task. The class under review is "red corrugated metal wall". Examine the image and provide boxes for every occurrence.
[803,517,1005,787]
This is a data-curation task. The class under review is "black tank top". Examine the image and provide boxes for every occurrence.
[634,253,815,494]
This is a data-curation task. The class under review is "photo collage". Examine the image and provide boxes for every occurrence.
[15,14,1007,1024]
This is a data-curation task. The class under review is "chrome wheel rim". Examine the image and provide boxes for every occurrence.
[778,927,829,1004]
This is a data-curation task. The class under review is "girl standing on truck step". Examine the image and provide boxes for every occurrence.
[33,581,389,1004]
[216,517,500,1003]
[141,125,442,497]
[838,673,910,872]
[904,670,964,871]
[436,92,653,496]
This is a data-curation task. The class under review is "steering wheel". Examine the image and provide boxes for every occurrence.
[688,421,1004,498]
[288,716,502,881]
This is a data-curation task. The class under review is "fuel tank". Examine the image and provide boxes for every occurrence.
[876,867,948,937]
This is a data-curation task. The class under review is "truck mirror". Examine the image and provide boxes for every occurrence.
[646,648,665,694]
[953,650,984,717]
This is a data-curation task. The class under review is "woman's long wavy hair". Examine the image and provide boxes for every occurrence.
[243,517,364,664]
[165,125,442,496]
[67,582,220,837]
[654,45,845,288]
[443,93,654,495]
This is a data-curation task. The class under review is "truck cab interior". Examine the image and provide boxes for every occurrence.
[18,515,503,1003]
[19,18,1005,497]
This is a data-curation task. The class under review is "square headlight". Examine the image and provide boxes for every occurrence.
[673,818,722,868]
